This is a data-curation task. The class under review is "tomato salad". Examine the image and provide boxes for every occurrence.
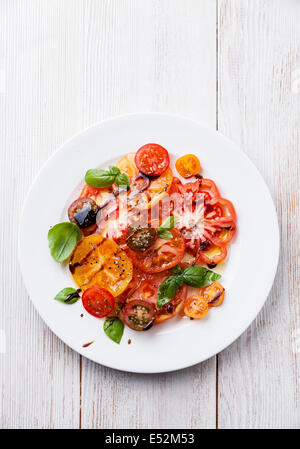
[48,144,236,344]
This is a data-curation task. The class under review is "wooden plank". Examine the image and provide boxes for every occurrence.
[0,0,85,428]
[80,0,217,429]
[218,0,300,429]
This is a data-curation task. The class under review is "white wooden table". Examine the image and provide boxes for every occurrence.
[0,0,299,429]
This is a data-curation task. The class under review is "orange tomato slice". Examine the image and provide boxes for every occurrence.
[184,294,209,319]
[116,153,139,180]
[205,282,225,307]
[69,234,133,297]
[146,167,174,209]
[184,282,225,318]
[175,154,201,178]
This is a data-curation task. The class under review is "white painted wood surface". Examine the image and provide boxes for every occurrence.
[0,0,299,429]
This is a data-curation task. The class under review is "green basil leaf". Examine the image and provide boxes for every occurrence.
[182,265,221,288]
[108,166,121,176]
[54,287,80,304]
[157,274,184,308]
[157,229,173,240]
[48,222,81,263]
[115,172,130,188]
[104,316,124,344]
[85,169,115,188]
[173,265,183,276]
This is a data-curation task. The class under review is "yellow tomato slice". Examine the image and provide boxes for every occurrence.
[69,234,133,297]
[146,167,173,209]
[175,154,201,178]
[116,153,138,180]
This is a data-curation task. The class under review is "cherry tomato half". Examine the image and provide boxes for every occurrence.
[128,228,185,273]
[68,198,99,233]
[82,286,115,318]
[135,143,170,176]
[205,282,225,308]
[124,300,156,331]
[184,294,209,319]
[210,224,236,247]
[175,154,201,178]
[197,244,227,266]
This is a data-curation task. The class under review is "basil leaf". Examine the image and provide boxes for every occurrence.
[54,287,80,304]
[104,316,124,344]
[173,265,183,276]
[115,172,130,188]
[48,222,81,263]
[157,216,177,239]
[85,169,115,188]
[182,265,221,288]
[158,216,177,231]
[157,274,184,308]
[108,166,121,176]
[157,230,173,240]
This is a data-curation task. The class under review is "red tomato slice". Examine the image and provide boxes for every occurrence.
[209,223,236,247]
[197,244,227,266]
[210,198,236,224]
[128,229,185,273]
[199,179,220,200]
[135,143,170,176]
[82,286,115,318]
[80,184,101,200]
[156,284,188,323]
[118,269,187,325]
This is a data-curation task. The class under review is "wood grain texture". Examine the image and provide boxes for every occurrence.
[80,0,217,430]
[218,0,300,429]
[1,0,299,429]
[0,0,85,428]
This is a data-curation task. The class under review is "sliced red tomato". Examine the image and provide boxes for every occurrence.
[82,286,115,318]
[80,184,101,199]
[135,143,170,176]
[128,228,185,273]
[123,300,156,331]
[210,223,236,247]
[199,179,220,200]
[210,198,236,224]
[117,269,187,325]
[169,177,219,200]
[156,284,188,323]
[169,177,183,194]
[197,244,227,267]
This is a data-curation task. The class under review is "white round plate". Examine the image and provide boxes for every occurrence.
[19,113,279,373]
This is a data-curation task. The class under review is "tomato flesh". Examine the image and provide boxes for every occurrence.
[197,244,227,266]
[205,282,225,307]
[82,286,115,318]
[135,143,170,176]
[129,228,185,273]
[175,154,201,178]
[184,294,209,319]
[124,300,156,331]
